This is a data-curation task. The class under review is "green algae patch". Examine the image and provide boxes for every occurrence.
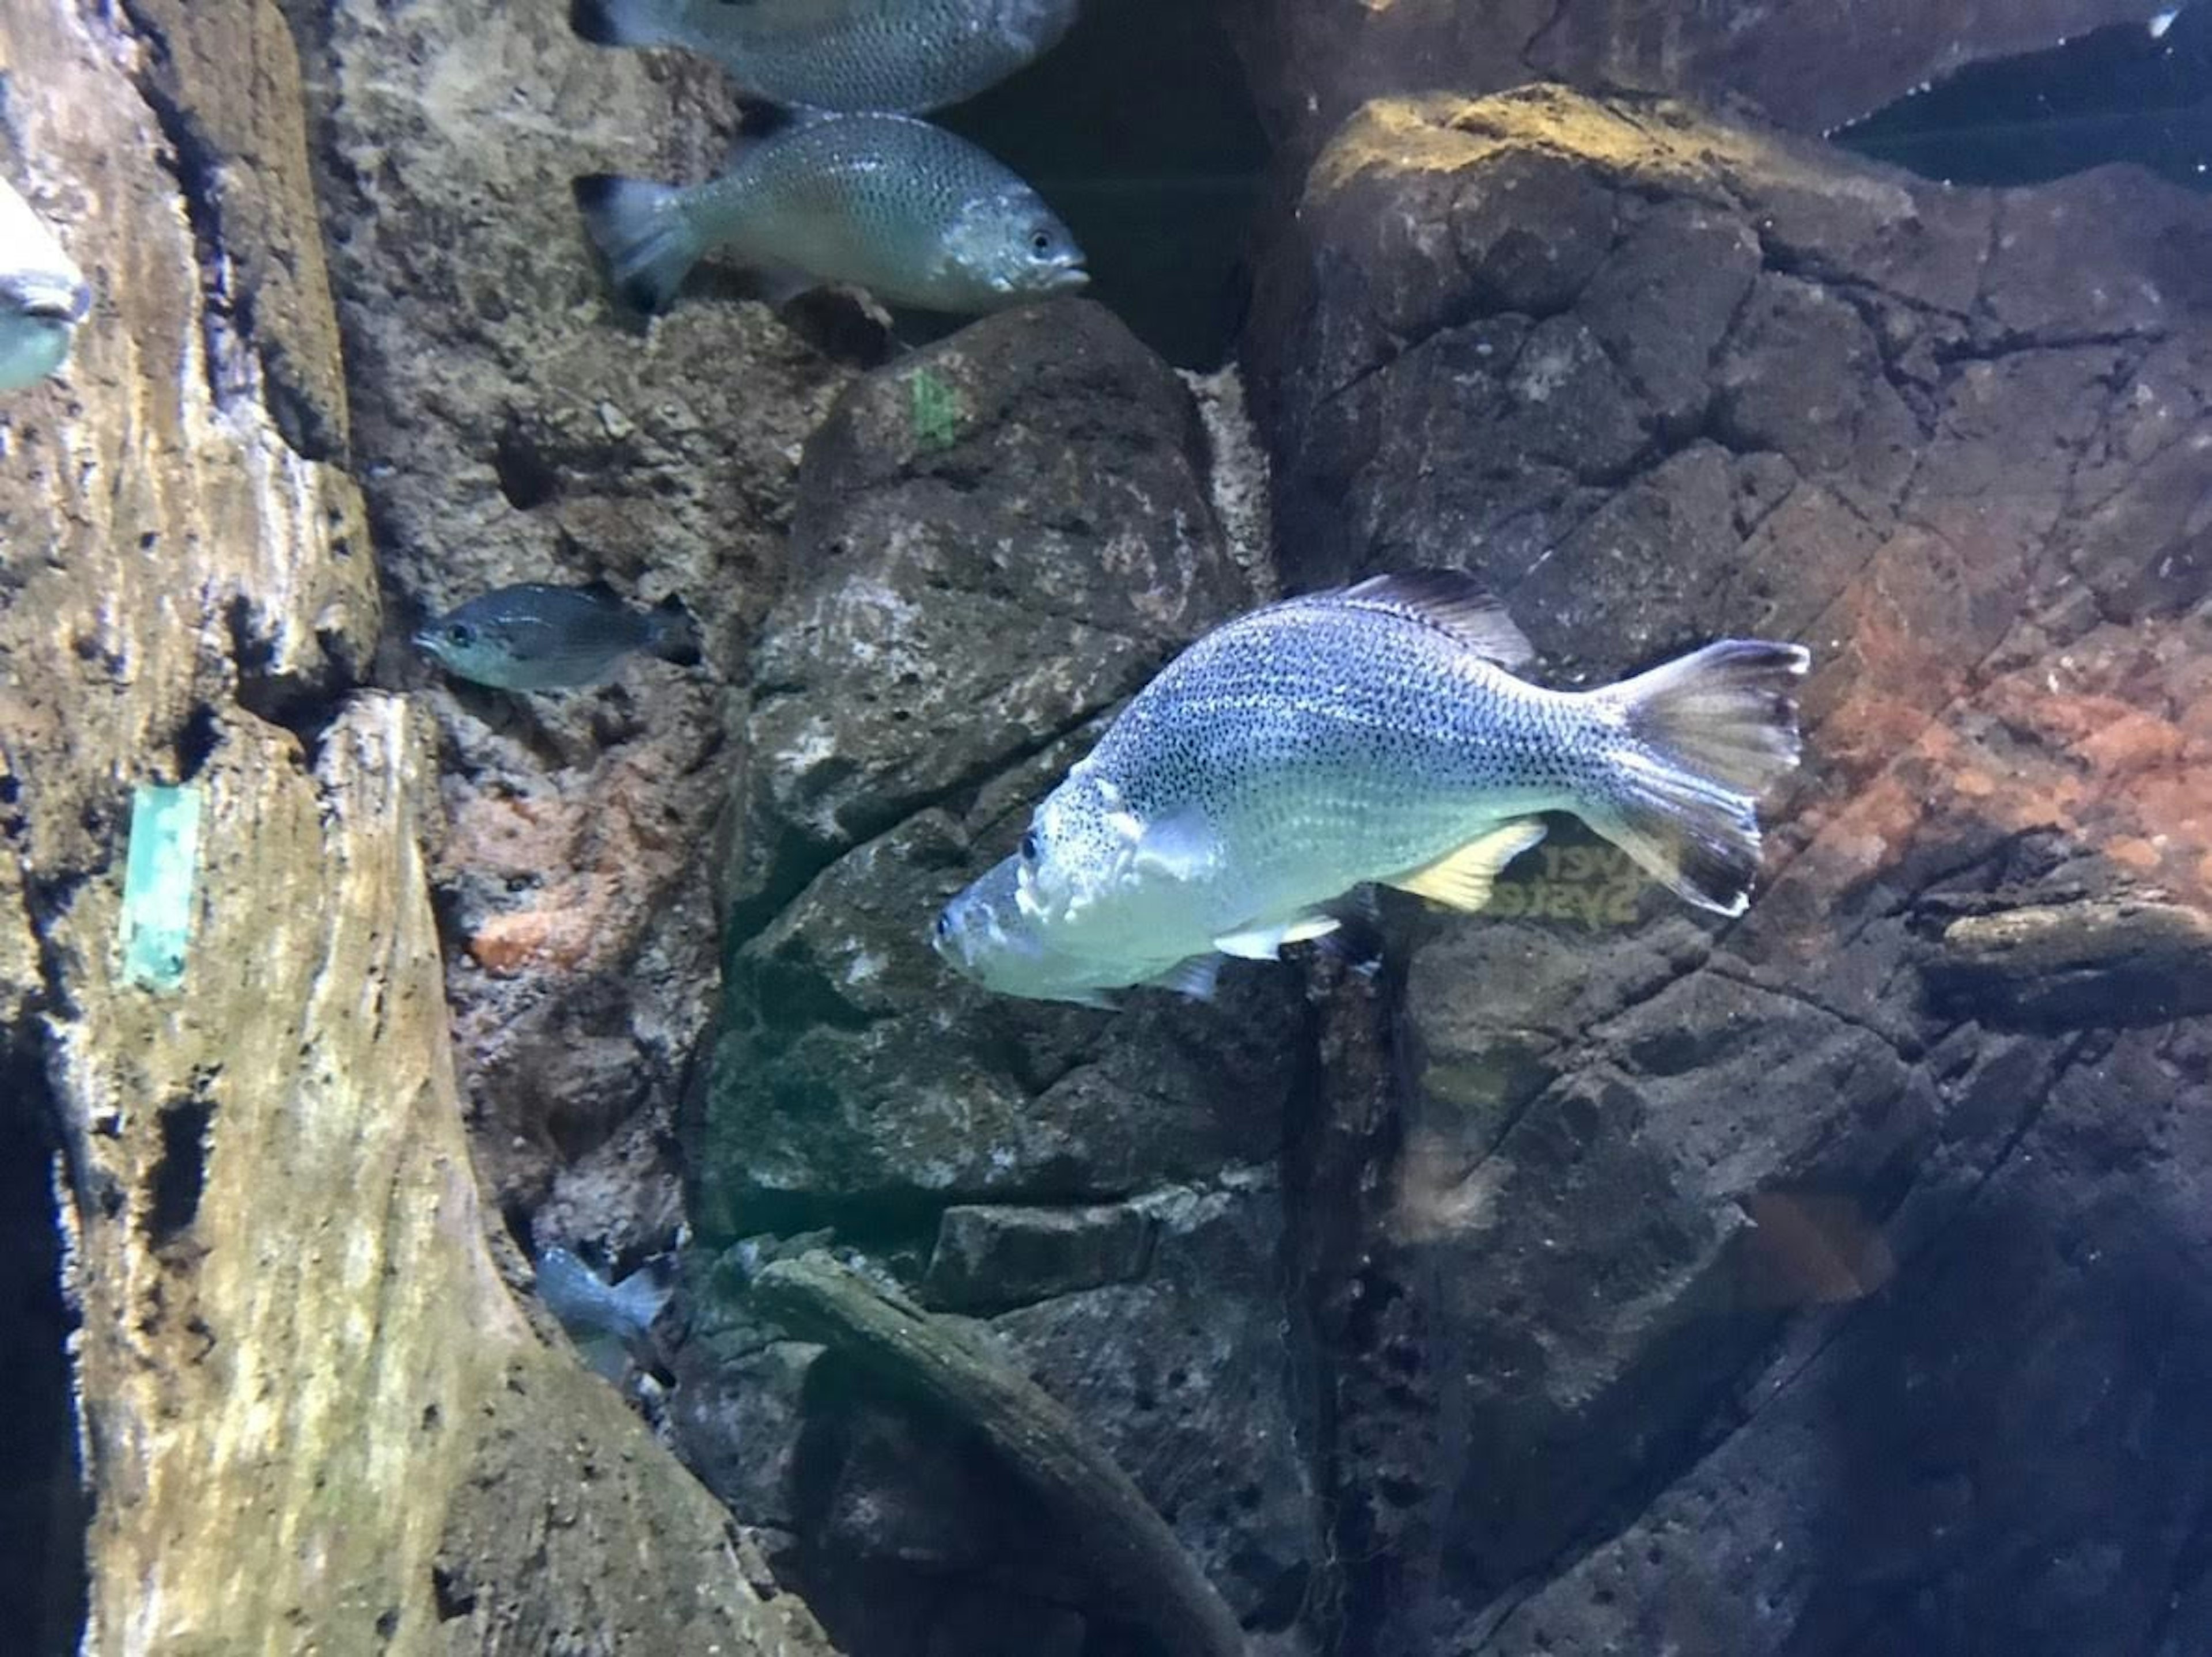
[906,365,966,452]
[120,783,203,990]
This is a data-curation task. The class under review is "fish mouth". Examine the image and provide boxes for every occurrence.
[409,627,442,656]
[1047,262,1090,293]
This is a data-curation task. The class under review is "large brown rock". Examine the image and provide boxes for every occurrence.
[1250,85,2212,1655]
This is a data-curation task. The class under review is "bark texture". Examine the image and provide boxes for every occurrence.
[0,6,834,1652]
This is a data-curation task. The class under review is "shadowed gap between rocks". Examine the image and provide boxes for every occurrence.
[0,1047,86,1656]
[1834,3,2212,191]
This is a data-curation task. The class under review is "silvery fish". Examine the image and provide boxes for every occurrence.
[572,111,1086,315]
[936,571,1808,1003]
[535,1246,672,1379]
[0,175,90,393]
[414,581,699,691]
[569,0,1079,114]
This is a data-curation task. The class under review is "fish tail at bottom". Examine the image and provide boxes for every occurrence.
[1585,639,1810,916]
[573,173,706,315]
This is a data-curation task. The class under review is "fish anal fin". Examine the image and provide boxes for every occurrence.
[1149,953,1226,1001]
[1385,818,1547,912]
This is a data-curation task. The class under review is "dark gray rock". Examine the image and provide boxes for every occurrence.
[1250,84,2212,1656]
[986,1176,1320,1630]
[923,1203,1157,1313]
[679,299,1316,1654]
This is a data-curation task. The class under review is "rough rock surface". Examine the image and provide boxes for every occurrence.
[1220,0,2163,162]
[0,2,834,1650]
[680,300,1321,1650]
[300,0,858,1256]
[1248,84,2212,1655]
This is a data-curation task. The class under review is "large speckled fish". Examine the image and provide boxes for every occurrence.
[569,0,1079,113]
[935,571,1808,1003]
[573,110,1086,315]
[0,175,90,392]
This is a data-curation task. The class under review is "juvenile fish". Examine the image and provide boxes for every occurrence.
[0,176,90,392]
[938,570,1808,1002]
[570,0,1079,114]
[573,110,1086,315]
[414,581,699,691]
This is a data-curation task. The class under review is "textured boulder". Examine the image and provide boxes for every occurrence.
[1250,85,2212,1655]
[304,0,857,1245]
[683,299,1319,1650]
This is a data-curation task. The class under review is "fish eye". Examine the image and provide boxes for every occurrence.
[1028,229,1054,259]
[1020,828,1040,862]
[446,621,476,647]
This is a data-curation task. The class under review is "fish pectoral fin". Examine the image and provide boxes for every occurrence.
[1213,913,1341,961]
[1131,807,1219,883]
[1058,988,1122,1011]
[1385,818,1547,912]
[1148,953,1227,1001]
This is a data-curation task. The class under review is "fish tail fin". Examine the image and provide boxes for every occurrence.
[607,1265,673,1342]
[1585,639,1809,915]
[646,594,702,666]
[572,173,704,315]
[569,0,675,48]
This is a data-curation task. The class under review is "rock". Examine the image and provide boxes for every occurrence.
[695,302,1295,1232]
[1247,82,2212,1654]
[719,298,1249,929]
[922,1203,1156,1313]
[1219,0,2157,162]
[680,299,1317,1648]
[302,0,857,1232]
[1927,898,2212,1027]
[984,1177,1320,1631]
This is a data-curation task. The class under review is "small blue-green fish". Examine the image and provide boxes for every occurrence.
[573,110,1086,315]
[414,581,699,691]
[937,571,1808,1003]
[535,1246,672,1378]
[569,0,1079,114]
[0,175,89,392]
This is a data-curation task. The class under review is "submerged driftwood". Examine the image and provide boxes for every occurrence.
[0,6,832,1652]
[753,1251,1249,1657]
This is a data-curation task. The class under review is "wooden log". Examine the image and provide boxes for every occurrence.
[752,1251,1249,1657]
[0,6,838,1652]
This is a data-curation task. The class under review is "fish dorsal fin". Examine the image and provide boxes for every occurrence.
[1385,818,1547,911]
[1149,953,1226,1002]
[1331,570,1535,669]
[1214,911,1341,961]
